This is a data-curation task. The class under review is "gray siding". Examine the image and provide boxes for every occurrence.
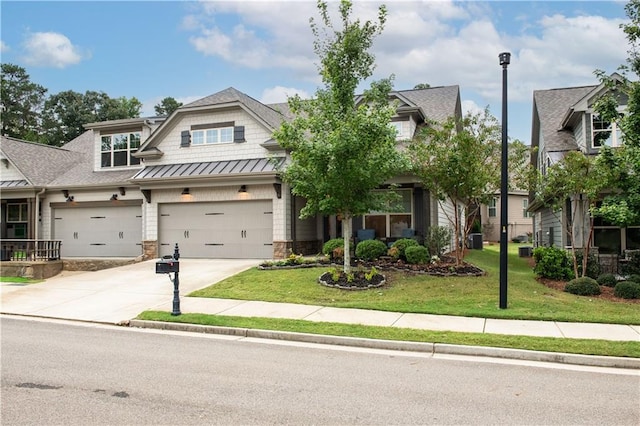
[540,208,563,247]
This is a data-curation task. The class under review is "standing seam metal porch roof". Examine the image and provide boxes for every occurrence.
[131,157,285,181]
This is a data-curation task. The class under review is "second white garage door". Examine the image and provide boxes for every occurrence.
[158,200,273,259]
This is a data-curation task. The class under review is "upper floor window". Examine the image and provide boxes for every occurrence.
[522,198,532,218]
[488,198,497,217]
[592,114,623,148]
[390,120,409,140]
[101,132,141,167]
[192,126,234,145]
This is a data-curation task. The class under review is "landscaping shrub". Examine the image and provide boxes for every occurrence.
[614,281,640,299]
[596,273,617,288]
[425,226,452,256]
[575,251,601,279]
[533,246,574,281]
[564,277,601,296]
[355,239,388,261]
[626,274,640,284]
[322,238,344,256]
[405,245,429,264]
[391,238,419,261]
[621,251,640,276]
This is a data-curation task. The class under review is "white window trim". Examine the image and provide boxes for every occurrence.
[100,132,141,168]
[591,112,624,149]
[192,126,234,145]
[488,198,497,217]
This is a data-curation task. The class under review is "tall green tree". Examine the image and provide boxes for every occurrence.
[591,0,640,229]
[41,90,142,146]
[154,97,183,116]
[273,0,406,273]
[0,63,47,141]
[408,108,515,265]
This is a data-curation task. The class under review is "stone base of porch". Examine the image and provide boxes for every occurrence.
[0,260,63,280]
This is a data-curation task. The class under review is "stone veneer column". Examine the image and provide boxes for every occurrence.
[142,240,158,260]
[273,241,293,259]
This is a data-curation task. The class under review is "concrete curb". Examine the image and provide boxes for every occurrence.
[128,320,640,370]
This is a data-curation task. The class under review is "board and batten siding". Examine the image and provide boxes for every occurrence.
[540,208,563,247]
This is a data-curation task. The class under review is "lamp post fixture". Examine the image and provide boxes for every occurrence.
[171,243,181,316]
[499,52,511,309]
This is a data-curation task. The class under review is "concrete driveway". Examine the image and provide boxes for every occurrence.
[0,259,259,324]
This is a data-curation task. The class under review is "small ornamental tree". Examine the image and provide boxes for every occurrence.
[532,151,608,278]
[274,0,406,274]
[408,109,528,265]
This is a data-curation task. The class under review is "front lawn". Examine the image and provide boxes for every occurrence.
[189,244,640,325]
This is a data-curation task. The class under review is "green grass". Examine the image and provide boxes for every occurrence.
[0,276,41,284]
[138,311,640,358]
[138,244,640,358]
[189,244,640,325]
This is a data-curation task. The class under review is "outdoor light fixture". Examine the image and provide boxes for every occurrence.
[499,51,511,310]
[62,189,69,198]
[110,194,118,201]
[119,187,126,196]
[66,195,74,202]
[181,188,190,195]
[238,185,247,193]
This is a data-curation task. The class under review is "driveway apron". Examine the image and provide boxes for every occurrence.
[0,259,258,324]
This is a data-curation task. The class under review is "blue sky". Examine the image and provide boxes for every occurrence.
[0,1,630,143]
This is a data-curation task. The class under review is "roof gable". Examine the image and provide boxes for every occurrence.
[0,136,82,187]
[137,87,286,153]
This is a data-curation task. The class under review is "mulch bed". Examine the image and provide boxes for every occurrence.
[526,257,639,304]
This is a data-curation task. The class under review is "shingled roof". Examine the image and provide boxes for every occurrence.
[396,85,461,123]
[532,85,597,152]
[183,87,286,129]
[0,136,82,188]
[47,131,141,187]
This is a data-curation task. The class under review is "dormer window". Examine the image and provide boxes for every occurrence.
[192,126,234,145]
[592,114,623,148]
[101,132,141,167]
[390,120,408,140]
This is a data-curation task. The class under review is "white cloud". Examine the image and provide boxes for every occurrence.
[0,40,8,53]
[21,32,85,68]
[461,100,486,117]
[260,86,311,104]
[184,1,627,104]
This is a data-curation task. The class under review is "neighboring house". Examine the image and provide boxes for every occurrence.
[480,190,533,242]
[0,85,463,260]
[528,74,640,259]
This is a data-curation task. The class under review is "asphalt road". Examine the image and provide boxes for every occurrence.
[2,316,639,425]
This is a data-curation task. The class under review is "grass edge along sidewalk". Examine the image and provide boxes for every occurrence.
[136,311,640,359]
[138,245,639,358]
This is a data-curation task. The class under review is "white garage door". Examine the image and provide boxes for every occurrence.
[158,200,273,259]
[53,205,142,257]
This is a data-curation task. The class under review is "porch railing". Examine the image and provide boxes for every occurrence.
[0,239,62,261]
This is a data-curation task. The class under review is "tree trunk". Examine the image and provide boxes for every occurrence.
[342,215,352,274]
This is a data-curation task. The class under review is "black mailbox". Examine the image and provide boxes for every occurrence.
[156,257,179,274]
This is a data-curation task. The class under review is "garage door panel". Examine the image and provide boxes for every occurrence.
[159,201,273,259]
[54,206,142,257]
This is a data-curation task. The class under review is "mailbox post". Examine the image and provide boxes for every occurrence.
[155,243,181,316]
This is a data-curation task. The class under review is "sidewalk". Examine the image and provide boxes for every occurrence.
[156,296,640,342]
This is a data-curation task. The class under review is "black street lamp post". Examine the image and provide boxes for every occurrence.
[499,52,511,309]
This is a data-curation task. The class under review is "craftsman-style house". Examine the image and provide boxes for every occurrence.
[0,85,463,262]
[529,74,639,263]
